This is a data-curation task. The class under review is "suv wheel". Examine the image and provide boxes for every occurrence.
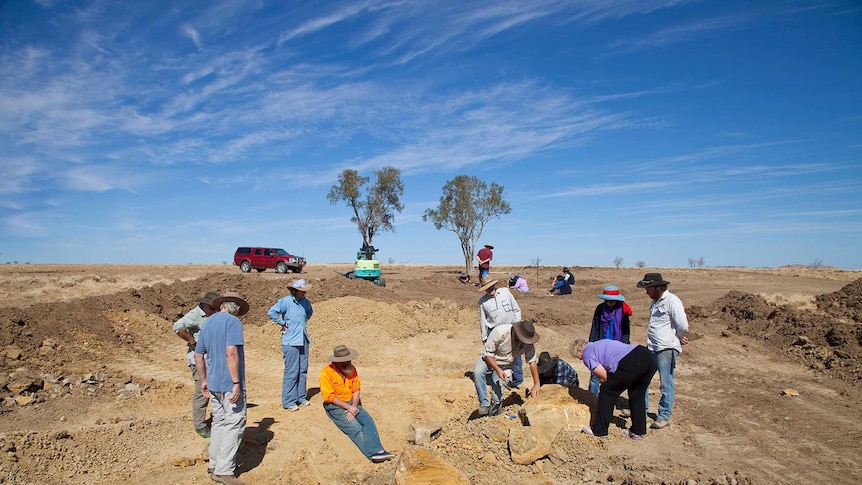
[276,262,288,274]
[240,261,252,273]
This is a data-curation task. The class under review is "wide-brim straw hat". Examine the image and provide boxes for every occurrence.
[211,291,250,316]
[328,345,359,362]
[513,320,540,344]
[479,279,499,292]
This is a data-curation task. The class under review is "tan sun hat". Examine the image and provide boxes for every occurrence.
[211,291,250,316]
[479,279,499,292]
[328,345,358,362]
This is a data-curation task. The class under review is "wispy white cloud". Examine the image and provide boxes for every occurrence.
[182,24,203,50]
[609,14,752,55]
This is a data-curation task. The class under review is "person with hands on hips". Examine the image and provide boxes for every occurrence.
[268,279,314,411]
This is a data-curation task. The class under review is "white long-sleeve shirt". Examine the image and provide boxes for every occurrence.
[646,290,689,353]
[478,287,522,341]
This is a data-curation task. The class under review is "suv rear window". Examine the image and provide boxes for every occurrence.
[236,247,251,254]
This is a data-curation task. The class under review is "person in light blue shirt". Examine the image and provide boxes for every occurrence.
[268,279,314,411]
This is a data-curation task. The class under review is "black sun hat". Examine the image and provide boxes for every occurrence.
[636,273,670,288]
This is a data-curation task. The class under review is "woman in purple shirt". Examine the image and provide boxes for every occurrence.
[574,338,657,440]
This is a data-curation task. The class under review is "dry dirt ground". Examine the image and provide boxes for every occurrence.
[1,263,861,485]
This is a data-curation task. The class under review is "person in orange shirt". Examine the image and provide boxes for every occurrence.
[319,345,396,463]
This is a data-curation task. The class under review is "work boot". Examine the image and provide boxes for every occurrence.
[477,406,489,416]
[211,474,244,485]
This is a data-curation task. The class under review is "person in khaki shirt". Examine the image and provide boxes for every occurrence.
[472,320,541,417]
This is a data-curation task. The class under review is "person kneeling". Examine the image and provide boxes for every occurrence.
[319,345,396,463]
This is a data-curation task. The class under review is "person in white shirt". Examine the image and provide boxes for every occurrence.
[478,280,524,386]
[637,273,689,430]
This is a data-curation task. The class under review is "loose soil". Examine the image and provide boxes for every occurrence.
[1,264,861,484]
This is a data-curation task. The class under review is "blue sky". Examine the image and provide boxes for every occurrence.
[1,0,861,269]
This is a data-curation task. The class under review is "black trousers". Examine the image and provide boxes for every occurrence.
[594,345,658,436]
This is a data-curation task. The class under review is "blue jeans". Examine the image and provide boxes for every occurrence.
[645,348,678,421]
[281,341,309,408]
[512,356,523,386]
[473,356,504,416]
[479,267,489,280]
[589,373,601,397]
[323,402,384,460]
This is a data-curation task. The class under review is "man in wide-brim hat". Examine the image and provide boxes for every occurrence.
[537,351,579,388]
[636,273,689,431]
[173,290,220,438]
[194,291,249,484]
[477,278,525,387]
[473,320,541,417]
[319,345,396,463]
[476,243,494,285]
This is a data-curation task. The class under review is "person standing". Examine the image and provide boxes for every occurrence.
[173,290,219,438]
[194,291,250,485]
[478,279,524,386]
[637,273,689,430]
[319,345,396,463]
[473,320,541,417]
[267,279,314,411]
[574,338,657,440]
[476,243,494,285]
[587,286,632,396]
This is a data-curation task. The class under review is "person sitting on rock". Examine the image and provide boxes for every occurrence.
[319,345,396,463]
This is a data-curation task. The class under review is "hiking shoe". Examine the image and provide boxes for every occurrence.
[285,405,300,412]
[619,408,631,418]
[581,426,608,438]
[195,427,211,439]
[371,451,396,463]
[650,419,670,429]
[211,474,244,485]
[622,429,643,440]
[477,406,489,416]
[298,399,311,406]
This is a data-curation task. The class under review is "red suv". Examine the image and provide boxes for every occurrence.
[234,247,306,273]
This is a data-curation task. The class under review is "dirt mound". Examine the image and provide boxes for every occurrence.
[693,279,862,383]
